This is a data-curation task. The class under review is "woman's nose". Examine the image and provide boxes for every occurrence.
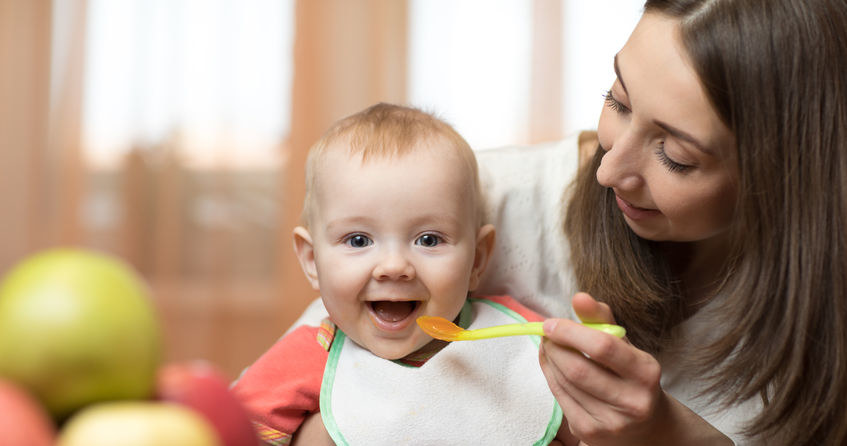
[372,249,415,281]
[595,129,644,191]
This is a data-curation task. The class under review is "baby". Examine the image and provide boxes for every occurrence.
[233,103,566,445]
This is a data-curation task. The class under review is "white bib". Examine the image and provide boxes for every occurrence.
[320,299,561,445]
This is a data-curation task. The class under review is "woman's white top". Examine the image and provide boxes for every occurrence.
[289,133,761,445]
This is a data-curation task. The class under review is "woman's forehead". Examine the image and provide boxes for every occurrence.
[618,13,735,160]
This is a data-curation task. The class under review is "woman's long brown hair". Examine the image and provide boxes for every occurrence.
[565,0,847,443]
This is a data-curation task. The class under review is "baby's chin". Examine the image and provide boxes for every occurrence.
[358,334,431,361]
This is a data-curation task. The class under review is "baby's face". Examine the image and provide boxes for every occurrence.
[308,141,482,360]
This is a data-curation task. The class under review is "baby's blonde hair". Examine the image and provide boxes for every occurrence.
[301,103,485,228]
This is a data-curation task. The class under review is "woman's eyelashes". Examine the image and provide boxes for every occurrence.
[605,88,694,174]
[604,89,630,114]
[655,142,693,173]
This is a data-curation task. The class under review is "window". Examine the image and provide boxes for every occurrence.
[82,0,294,169]
[408,0,642,149]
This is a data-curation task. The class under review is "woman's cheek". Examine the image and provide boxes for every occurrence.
[596,108,616,152]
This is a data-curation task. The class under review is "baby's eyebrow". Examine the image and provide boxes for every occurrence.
[407,214,463,229]
[325,216,373,231]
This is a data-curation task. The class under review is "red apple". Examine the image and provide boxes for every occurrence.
[157,360,259,446]
[0,377,55,446]
[0,248,161,419]
[56,401,221,446]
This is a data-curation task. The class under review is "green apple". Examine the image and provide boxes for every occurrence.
[56,401,221,446]
[0,248,161,419]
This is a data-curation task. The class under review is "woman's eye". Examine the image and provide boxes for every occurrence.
[415,234,441,248]
[655,143,693,173]
[604,89,630,114]
[345,234,372,248]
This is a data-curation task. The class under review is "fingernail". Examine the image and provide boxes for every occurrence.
[543,318,558,335]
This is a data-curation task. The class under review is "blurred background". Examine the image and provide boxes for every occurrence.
[0,0,641,379]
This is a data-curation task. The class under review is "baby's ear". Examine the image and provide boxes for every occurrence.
[468,224,496,291]
[293,226,320,291]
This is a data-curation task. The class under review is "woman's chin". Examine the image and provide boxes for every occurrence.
[623,218,665,241]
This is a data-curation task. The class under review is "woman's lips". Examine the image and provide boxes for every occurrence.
[615,195,660,220]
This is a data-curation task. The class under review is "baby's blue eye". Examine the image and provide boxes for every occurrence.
[416,234,441,247]
[346,234,372,248]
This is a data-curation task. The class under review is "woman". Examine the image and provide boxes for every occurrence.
[543,0,847,444]
[289,0,847,444]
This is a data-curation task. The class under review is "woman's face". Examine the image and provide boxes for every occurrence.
[597,12,738,243]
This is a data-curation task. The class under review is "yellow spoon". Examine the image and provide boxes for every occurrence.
[416,316,626,342]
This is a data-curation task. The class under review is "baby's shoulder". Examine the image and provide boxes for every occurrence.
[283,317,337,352]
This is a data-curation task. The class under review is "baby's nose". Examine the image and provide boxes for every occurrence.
[373,250,415,281]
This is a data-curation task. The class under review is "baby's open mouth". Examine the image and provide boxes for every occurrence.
[369,301,421,323]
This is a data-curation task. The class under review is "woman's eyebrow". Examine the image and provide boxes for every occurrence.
[614,53,712,156]
[654,120,713,155]
[613,54,628,93]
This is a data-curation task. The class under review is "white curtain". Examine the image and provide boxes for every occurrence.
[409,0,642,150]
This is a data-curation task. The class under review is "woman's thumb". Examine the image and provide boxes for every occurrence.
[572,292,616,324]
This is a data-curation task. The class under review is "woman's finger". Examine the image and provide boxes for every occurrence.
[543,318,631,374]
[571,292,616,324]
[540,342,629,440]
[542,341,660,418]
[541,335,626,406]
[539,344,597,438]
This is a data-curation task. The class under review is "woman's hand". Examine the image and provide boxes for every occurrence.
[539,292,732,446]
